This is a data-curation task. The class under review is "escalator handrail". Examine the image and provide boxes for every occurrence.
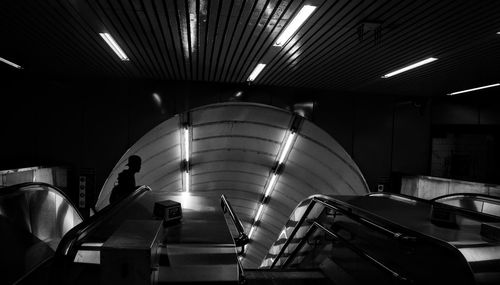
[220,194,247,238]
[370,192,500,222]
[270,194,416,268]
[0,182,83,220]
[54,185,151,258]
[431,192,500,203]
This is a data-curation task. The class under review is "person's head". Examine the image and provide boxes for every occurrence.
[126,155,141,172]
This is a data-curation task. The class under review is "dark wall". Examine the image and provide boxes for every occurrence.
[1,76,499,206]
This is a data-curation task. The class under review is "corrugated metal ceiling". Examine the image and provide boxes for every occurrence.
[1,0,499,96]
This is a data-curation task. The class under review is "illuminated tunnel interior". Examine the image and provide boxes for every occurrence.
[95,102,369,267]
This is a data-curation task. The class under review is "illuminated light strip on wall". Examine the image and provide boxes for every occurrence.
[274,5,317,47]
[447,83,500,96]
[181,121,191,192]
[247,128,298,240]
[247,63,266,82]
[0,57,22,69]
[99,33,129,61]
[381,57,437,78]
[183,126,190,162]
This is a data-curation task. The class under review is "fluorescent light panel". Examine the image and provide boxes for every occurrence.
[184,171,190,192]
[264,174,278,198]
[183,127,190,162]
[447,83,500,96]
[247,63,266,82]
[278,132,295,164]
[255,204,265,222]
[99,33,129,61]
[0,57,22,69]
[248,225,256,239]
[382,57,437,78]
[274,5,317,47]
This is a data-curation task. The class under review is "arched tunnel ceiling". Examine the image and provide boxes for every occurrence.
[96,102,369,267]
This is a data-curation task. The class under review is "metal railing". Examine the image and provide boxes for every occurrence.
[221,194,249,253]
[269,194,413,283]
[51,185,151,284]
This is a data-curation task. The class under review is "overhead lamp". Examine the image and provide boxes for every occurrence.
[274,5,317,47]
[247,63,266,82]
[277,132,296,164]
[447,83,500,96]
[99,33,129,61]
[0,57,22,69]
[381,57,437,78]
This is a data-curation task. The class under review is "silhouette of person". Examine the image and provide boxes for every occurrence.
[109,155,142,204]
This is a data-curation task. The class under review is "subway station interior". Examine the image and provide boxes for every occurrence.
[2,1,500,284]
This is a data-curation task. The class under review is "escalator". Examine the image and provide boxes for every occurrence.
[0,183,83,284]
[9,186,500,284]
[261,193,500,285]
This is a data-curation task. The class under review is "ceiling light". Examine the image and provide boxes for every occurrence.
[247,63,266,82]
[274,5,317,47]
[99,33,129,61]
[277,132,296,164]
[382,57,437,78]
[0,57,22,69]
[447,83,500,96]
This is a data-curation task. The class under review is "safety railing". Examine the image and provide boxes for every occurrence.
[221,194,249,254]
[267,194,413,283]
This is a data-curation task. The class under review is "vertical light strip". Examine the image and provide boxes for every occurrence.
[264,174,278,198]
[184,127,190,162]
[254,204,265,222]
[99,33,129,61]
[181,125,190,192]
[247,129,298,241]
[248,225,256,239]
[274,5,317,47]
[277,132,295,164]
[184,171,190,193]
[0,57,22,69]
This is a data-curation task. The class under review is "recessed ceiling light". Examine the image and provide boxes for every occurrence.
[0,57,22,69]
[382,57,438,78]
[447,83,500,96]
[274,5,317,47]
[247,63,266,82]
[99,33,129,61]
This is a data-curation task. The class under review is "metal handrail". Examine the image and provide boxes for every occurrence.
[54,185,151,258]
[0,182,83,220]
[270,194,416,269]
[221,194,249,250]
[431,192,500,203]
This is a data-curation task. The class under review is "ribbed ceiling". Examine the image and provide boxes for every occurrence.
[95,102,369,267]
[1,1,500,95]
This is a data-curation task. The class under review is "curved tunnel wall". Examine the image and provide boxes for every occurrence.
[96,102,369,267]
